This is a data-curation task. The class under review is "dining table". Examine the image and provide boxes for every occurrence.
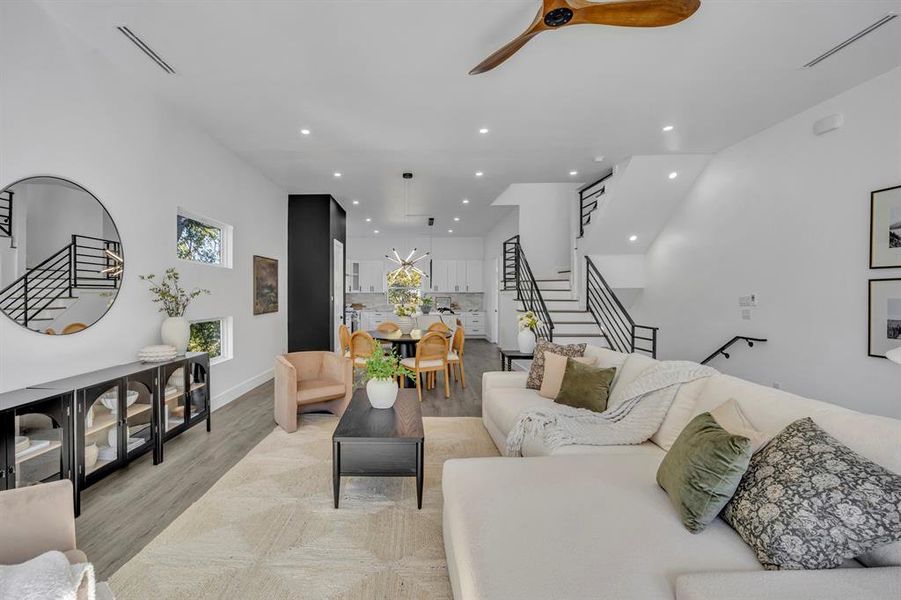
[368,328,453,387]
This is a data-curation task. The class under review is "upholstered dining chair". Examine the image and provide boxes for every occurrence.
[350,330,378,374]
[338,324,352,358]
[274,351,353,433]
[427,320,450,334]
[400,331,450,402]
[447,325,466,388]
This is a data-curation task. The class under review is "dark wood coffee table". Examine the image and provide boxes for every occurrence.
[332,388,425,509]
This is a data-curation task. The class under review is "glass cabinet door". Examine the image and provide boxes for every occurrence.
[187,358,209,423]
[161,363,187,435]
[81,381,125,480]
[13,396,70,488]
[125,370,156,459]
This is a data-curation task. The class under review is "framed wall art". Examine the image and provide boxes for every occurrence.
[868,277,901,358]
[869,184,901,268]
[253,255,279,315]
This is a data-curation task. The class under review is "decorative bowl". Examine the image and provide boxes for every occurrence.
[99,390,139,412]
[14,436,30,453]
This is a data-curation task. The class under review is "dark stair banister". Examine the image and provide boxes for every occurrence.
[0,235,122,327]
[502,235,554,341]
[0,190,12,238]
[578,171,612,238]
[700,336,767,365]
[585,256,658,357]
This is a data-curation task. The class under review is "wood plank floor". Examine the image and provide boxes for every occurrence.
[78,339,501,579]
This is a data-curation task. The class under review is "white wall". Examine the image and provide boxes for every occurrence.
[632,67,901,418]
[493,183,578,279]
[482,210,518,344]
[0,1,288,409]
[346,235,483,261]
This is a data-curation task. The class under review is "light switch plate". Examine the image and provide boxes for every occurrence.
[739,294,758,307]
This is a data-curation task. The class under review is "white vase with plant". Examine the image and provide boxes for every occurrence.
[140,268,210,354]
[517,310,540,353]
[394,301,418,334]
[363,342,413,409]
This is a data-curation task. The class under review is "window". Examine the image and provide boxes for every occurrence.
[189,317,233,364]
[177,209,233,267]
[387,269,422,306]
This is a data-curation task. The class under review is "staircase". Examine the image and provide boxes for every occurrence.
[524,275,611,346]
[0,235,122,330]
[578,172,611,238]
[0,190,12,239]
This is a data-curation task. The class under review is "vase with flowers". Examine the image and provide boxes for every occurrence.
[394,301,418,334]
[140,268,210,354]
[517,310,541,353]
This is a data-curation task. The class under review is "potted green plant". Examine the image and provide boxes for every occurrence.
[363,342,413,409]
[517,310,541,353]
[140,268,210,354]
[420,295,433,315]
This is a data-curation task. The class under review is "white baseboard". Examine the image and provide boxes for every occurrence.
[211,368,273,412]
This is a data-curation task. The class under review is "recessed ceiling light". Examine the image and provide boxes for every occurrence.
[300,128,311,135]
[475,171,483,177]
[569,170,578,176]
[629,235,638,242]
[479,128,489,134]
[668,172,678,180]
[453,217,460,222]
[662,125,675,132]
[365,217,371,222]
[373,230,379,234]
[334,172,342,178]
[352,199,359,205]
[462,198,470,204]
[448,229,454,233]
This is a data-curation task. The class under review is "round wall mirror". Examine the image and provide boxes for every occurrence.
[0,176,123,335]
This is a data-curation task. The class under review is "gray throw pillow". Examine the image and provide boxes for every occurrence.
[722,417,901,570]
[525,339,586,390]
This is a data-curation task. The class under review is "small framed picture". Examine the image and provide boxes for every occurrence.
[868,278,901,358]
[869,184,901,268]
[253,255,279,315]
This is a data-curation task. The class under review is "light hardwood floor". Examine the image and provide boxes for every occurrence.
[78,339,502,579]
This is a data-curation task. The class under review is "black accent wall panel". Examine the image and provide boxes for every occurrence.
[287,195,346,351]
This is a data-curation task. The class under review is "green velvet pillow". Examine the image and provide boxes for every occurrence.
[657,412,752,533]
[554,359,615,413]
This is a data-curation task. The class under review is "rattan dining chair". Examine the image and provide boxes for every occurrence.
[400,331,450,402]
[339,324,352,358]
[427,321,450,334]
[350,330,378,374]
[447,325,466,388]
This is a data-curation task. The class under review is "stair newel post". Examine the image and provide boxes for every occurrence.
[22,270,29,327]
[70,235,77,291]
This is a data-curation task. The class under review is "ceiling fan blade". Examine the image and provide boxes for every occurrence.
[569,0,700,28]
[469,3,549,75]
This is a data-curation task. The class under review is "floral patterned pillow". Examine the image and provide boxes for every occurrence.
[722,417,901,570]
[525,339,586,390]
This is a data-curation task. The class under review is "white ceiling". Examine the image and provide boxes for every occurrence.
[38,0,901,237]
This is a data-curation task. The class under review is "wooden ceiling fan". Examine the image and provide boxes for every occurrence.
[469,0,700,75]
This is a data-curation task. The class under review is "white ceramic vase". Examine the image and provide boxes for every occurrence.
[161,316,190,354]
[396,316,415,335]
[366,378,399,409]
[517,328,537,354]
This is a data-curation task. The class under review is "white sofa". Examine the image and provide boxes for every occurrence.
[442,346,901,600]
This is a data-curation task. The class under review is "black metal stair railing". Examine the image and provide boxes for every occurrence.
[0,235,122,327]
[0,190,12,238]
[503,234,554,341]
[701,336,767,365]
[585,256,657,357]
[578,171,612,238]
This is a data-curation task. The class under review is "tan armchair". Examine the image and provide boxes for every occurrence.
[275,351,353,433]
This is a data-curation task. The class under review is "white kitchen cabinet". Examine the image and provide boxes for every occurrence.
[464,260,483,292]
[358,260,385,293]
[346,261,361,292]
[430,260,451,292]
[461,311,486,336]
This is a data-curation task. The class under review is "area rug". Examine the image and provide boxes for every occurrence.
[109,416,498,599]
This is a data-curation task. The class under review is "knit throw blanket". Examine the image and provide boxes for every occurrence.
[0,551,95,600]
[505,361,717,457]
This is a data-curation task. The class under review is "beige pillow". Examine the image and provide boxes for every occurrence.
[539,352,595,399]
[710,399,771,453]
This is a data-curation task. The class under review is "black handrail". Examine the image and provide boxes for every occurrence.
[701,336,767,365]
[0,235,122,328]
[578,171,612,238]
[585,256,658,357]
[503,235,554,341]
[0,190,12,238]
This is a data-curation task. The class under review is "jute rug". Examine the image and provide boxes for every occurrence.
[109,415,499,599]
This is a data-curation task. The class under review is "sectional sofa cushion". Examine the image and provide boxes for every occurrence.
[657,413,752,533]
[650,377,711,451]
[525,340,586,390]
[538,353,596,399]
[710,399,770,453]
[443,454,762,600]
[607,352,657,408]
[722,418,901,570]
[554,360,615,412]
